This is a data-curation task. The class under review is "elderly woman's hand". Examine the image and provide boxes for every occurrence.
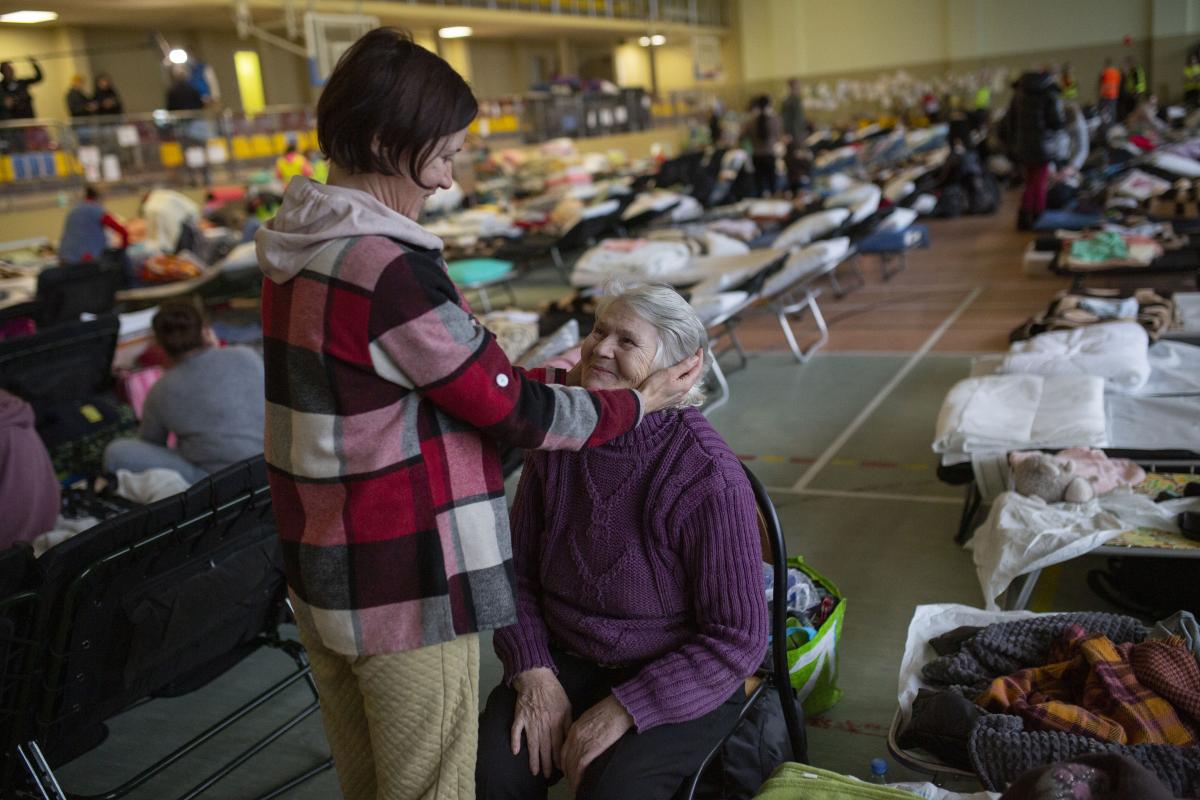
[637,348,704,414]
[511,668,572,779]
[561,694,635,791]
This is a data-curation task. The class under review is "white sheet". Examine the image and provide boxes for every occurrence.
[933,374,1108,464]
[970,490,1200,610]
[1108,393,1200,451]
[570,239,692,286]
[1142,340,1200,396]
[875,207,919,233]
[826,183,882,225]
[897,604,1036,723]
[999,322,1151,393]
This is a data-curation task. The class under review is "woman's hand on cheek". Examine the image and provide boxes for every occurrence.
[511,668,573,779]
[637,347,704,413]
[560,694,634,792]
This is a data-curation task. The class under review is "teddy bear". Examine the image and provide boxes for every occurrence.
[1010,452,1097,504]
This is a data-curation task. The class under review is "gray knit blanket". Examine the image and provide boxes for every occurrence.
[921,612,1147,693]
[969,715,1200,796]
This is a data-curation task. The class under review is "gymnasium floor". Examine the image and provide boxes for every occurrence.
[47,192,1128,797]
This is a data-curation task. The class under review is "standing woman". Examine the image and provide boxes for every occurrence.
[255,28,700,800]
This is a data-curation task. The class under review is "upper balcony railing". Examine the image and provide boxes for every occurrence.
[392,0,727,27]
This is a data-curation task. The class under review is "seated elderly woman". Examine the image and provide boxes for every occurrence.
[477,284,768,800]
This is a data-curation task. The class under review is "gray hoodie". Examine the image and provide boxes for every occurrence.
[256,177,444,284]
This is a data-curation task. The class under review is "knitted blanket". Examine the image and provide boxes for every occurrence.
[921,612,1146,693]
[969,714,1200,796]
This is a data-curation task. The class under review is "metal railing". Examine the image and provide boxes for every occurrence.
[392,0,726,26]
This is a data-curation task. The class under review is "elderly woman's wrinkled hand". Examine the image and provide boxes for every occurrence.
[511,668,573,779]
[637,348,704,414]
[561,694,635,792]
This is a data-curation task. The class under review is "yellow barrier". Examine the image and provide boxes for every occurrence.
[251,134,274,158]
[160,142,183,168]
[0,156,12,183]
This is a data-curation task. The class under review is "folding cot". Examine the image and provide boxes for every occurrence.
[8,456,333,799]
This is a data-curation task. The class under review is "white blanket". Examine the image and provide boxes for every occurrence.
[760,238,850,298]
[999,322,1151,393]
[971,490,1200,610]
[571,239,692,286]
[774,208,851,250]
[932,374,1108,464]
[1108,393,1200,451]
[825,183,882,225]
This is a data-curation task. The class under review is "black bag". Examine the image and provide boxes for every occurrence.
[969,174,1000,215]
[1087,557,1200,620]
[935,185,967,218]
[693,684,808,800]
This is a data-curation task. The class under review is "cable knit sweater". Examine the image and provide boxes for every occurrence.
[494,407,768,732]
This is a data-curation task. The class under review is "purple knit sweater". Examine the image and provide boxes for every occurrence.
[494,407,768,732]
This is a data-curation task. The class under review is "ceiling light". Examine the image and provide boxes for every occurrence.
[650,34,666,46]
[638,36,651,47]
[0,10,58,23]
[168,48,189,64]
[439,26,472,39]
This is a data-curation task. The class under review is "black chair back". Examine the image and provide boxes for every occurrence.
[0,546,43,792]
[0,314,120,411]
[35,261,122,328]
[742,463,807,763]
[34,457,285,765]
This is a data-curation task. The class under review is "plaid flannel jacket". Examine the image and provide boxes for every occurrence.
[262,235,641,656]
[977,626,1197,746]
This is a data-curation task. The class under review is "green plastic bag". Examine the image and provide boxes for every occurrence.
[784,556,844,716]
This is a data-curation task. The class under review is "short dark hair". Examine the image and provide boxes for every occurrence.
[153,299,207,359]
[317,28,477,187]
[84,185,99,201]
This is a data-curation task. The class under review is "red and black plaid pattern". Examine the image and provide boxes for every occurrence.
[261,235,640,656]
[1131,636,1200,723]
[976,626,1198,746]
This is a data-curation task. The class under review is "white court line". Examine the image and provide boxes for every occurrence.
[790,286,984,492]
[765,487,962,505]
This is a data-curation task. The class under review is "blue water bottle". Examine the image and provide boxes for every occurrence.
[869,757,888,784]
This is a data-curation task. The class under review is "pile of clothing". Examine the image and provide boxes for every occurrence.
[1009,288,1177,343]
[762,564,839,648]
[899,611,1200,794]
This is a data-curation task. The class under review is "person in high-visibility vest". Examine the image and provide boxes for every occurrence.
[274,144,313,185]
[1059,62,1079,101]
[1185,53,1200,107]
[1099,57,1122,123]
[1121,56,1147,120]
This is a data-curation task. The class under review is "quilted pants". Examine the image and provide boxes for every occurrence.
[300,627,480,800]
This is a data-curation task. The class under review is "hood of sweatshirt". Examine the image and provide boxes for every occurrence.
[0,390,34,431]
[255,177,444,284]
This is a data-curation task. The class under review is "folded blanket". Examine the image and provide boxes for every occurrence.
[969,714,1200,796]
[999,322,1151,392]
[933,375,1108,463]
[774,208,850,250]
[571,239,692,285]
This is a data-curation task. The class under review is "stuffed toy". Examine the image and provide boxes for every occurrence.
[1011,452,1097,503]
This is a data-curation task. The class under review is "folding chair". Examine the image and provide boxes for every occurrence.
[19,457,332,800]
[33,261,124,328]
[681,464,807,799]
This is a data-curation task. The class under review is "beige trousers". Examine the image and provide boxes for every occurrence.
[300,627,480,800]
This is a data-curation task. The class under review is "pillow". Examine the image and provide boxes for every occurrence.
[874,207,918,234]
[883,178,915,204]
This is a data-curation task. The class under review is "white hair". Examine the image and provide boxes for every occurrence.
[594,281,710,408]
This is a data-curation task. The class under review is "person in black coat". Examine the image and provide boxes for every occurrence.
[0,58,42,119]
[165,66,204,111]
[65,74,95,118]
[93,74,123,116]
[1004,69,1064,230]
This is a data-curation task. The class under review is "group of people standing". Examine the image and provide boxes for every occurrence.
[711,78,807,197]
[66,73,123,118]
